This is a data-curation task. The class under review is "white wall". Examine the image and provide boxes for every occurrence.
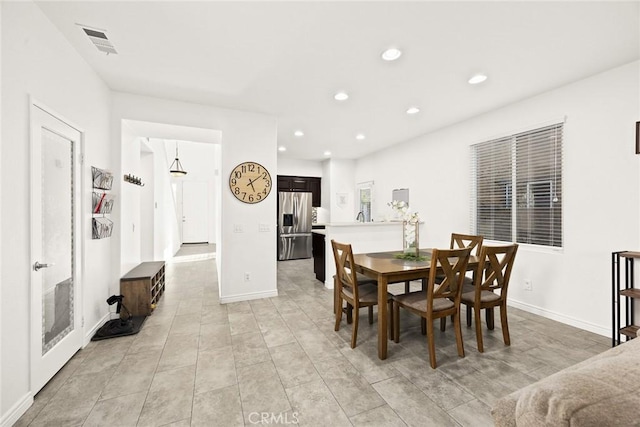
[1,2,115,424]
[120,125,143,275]
[111,93,278,304]
[325,159,356,223]
[140,146,155,261]
[355,61,640,336]
[277,157,323,177]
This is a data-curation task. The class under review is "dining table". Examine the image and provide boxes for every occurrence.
[351,248,481,360]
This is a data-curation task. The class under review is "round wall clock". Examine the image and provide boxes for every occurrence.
[229,161,272,204]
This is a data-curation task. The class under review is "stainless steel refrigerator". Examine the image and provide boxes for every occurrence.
[278,192,312,260]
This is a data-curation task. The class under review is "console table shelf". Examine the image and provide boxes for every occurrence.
[120,261,165,317]
[612,251,640,346]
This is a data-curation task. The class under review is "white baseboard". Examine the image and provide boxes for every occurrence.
[220,289,278,304]
[508,299,609,337]
[1,392,33,427]
[83,312,111,347]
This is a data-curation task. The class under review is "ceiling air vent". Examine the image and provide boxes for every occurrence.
[80,25,117,55]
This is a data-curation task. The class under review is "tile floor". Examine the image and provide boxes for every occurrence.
[16,244,610,426]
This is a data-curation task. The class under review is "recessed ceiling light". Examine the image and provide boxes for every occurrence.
[468,74,488,84]
[355,133,366,140]
[324,151,332,156]
[406,107,420,115]
[294,130,304,137]
[381,47,402,61]
[334,91,349,101]
[278,146,287,152]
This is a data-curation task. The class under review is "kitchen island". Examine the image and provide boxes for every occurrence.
[313,221,425,289]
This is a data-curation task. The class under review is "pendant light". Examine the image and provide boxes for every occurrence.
[169,143,187,177]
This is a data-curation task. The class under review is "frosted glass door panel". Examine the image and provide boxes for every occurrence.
[41,128,74,353]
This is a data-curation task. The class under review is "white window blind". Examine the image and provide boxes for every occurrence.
[471,123,563,248]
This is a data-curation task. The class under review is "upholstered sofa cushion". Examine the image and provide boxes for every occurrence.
[492,337,640,426]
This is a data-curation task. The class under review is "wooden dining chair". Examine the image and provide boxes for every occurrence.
[438,233,483,283]
[439,233,484,331]
[332,240,393,348]
[450,233,484,256]
[393,247,472,368]
[460,243,518,352]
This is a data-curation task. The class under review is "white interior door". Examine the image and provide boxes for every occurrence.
[30,103,83,394]
[182,181,208,243]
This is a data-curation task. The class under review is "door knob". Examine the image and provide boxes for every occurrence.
[33,261,53,271]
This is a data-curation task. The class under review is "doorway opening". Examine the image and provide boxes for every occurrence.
[121,120,222,283]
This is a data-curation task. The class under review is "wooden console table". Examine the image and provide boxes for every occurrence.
[120,261,165,317]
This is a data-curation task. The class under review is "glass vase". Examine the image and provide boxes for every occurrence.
[402,220,419,256]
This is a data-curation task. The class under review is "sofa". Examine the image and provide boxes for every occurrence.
[491,334,640,426]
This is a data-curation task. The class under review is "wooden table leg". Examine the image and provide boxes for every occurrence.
[378,276,388,359]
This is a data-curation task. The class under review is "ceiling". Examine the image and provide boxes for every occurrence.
[36,1,639,161]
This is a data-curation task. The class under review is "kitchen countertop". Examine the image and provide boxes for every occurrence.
[319,221,405,227]
[312,230,326,235]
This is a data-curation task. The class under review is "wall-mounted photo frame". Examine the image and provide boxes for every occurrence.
[636,121,640,154]
[336,192,348,208]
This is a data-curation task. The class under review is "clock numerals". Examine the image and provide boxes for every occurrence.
[229,162,272,204]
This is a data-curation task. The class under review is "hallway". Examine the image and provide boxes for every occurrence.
[16,244,609,426]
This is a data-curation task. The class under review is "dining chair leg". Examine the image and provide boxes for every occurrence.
[486,307,494,330]
[368,306,374,325]
[466,306,472,327]
[500,303,511,346]
[421,318,427,335]
[351,306,359,348]
[388,300,394,341]
[426,317,437,369]
[333,275,338,314]
[346,303,353,324]
[334,295,343,331]
[440,317,446,332]
[474,304,484,353]
[393,302,400,343]
[453,311,465,358]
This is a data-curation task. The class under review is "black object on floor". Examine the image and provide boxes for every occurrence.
[91,315,146,341]
[91,294,146,341]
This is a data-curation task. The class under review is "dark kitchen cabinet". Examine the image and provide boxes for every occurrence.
[308,178,321,207]
[277,175,321,207]
[312,232,326,283]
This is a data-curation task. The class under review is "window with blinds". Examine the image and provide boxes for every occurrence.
[471,123,563,248]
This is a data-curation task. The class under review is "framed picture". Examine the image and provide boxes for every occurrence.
[637,122,640,154]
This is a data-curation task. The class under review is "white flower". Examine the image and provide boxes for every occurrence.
[388,200,419,223]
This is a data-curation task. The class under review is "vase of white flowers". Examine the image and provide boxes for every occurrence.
[388,201,420,257]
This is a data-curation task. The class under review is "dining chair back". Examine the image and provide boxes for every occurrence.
[332,240,392,348]
[461,243,518,352]
[450,233,484,256]
[438,232,484,307]
[393,246,472,368]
